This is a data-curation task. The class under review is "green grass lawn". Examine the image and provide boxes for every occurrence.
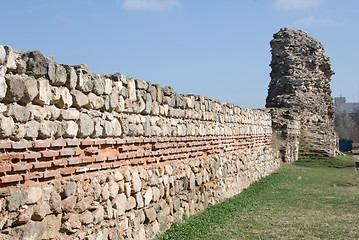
[156,155,359,240]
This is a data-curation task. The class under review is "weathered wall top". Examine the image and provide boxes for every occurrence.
[0,45,271,143]
[266,28,334,110]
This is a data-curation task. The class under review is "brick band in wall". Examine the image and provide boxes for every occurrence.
[0,135,271,185]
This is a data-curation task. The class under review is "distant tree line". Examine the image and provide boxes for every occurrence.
[335,113,359,144]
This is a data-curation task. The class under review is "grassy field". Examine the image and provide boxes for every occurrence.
[156,155,359,240]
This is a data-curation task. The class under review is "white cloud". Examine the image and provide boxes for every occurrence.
[275,0,324,10]
[294,16,334,27]
[122,0,179,12]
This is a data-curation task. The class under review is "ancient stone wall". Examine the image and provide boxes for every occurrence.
[266,28,338,160]
[0,45,280,239]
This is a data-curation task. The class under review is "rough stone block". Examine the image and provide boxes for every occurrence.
[50,86,60,104]
[56,87,73,108]
[11,123,26,141]
[93,205,104,224]
[42,214,62,239]
[71,89,89,107]
[11,222,45,240]
[0,115,14,137]
[104,78,113,95]
[62,196,77,213]
[88,92,105,110]
[63,182,76,197]
[124,182,131,198]
[112,118,122,137]
[64,121,78,138]
[0,66,7,101]
[92,117,103,138]
[128,78,136,101]
[8,103,30,123]
[23,76,39,103]
[103,120,113,137]
[113,193,127,216]
[16,57,27,76]
[109,90,119,111]
[126,196,137,210]
[0,45,5,65]
[135,79,148,90]
[144,188,152,206]
[63,65,77,89]
[49,192,62,214]
[34,78,52,105]
[135,192,144,209]
[60,109,80,120]
[61,213,81,232]
[38,121,57,139]
[131,170,141,193]
[108,180,119,199]
[4,46,17,71]
[143,93,152,115]
[4,74,26,102]
[25,120,41,139]
[45,105,61,120]
[79,210,94,225]
[145,207,157,223]
[6,190,28,212]
[22,50,48,77]
[32,201,51,221]
[92,73,105,95]
[76,71,93,93]
[54,63,67,86]
[152,187,160,202]
[17,206,34,224]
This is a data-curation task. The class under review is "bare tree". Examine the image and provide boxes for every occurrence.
[335,113,359,143]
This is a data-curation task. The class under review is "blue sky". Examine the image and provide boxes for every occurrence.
[1,0,358,108]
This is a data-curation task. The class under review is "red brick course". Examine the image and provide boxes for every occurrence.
[0,135,271,186]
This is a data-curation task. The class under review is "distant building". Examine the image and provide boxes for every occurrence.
[334,97,359,114]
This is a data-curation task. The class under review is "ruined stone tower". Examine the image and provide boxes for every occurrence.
[266,28,338,160]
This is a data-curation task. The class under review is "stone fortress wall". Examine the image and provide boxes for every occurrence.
[0,28,338,239]
[0,45,280,239]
